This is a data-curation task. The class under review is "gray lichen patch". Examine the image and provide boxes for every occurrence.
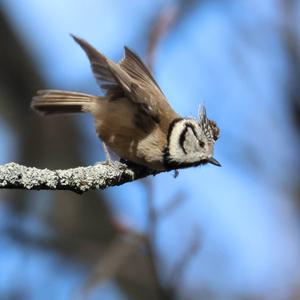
[0,161,156,193]
[0,162,58,189]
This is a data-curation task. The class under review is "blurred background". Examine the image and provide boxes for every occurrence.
[0,0,300,299]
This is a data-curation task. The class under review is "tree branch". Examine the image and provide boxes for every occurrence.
[0,162,160,194]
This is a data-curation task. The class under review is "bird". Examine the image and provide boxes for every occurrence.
[31,35,220,171]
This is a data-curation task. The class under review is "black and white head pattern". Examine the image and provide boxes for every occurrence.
[163,106,220,170]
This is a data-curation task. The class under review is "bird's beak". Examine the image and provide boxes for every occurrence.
[208,157,221,167]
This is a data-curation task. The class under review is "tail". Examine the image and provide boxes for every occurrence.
[31,90,98,115]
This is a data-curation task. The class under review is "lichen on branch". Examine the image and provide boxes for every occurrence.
[0,162,158,193]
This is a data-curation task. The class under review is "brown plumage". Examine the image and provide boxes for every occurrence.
[31,35,220,170]
[32,35,179,170]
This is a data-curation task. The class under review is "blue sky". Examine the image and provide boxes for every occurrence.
[1,0,300,299]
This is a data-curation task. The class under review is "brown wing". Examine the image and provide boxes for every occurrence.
[120,47,164,94]
[72,35,179,126]
[71,35,123,97]
[108,47,179,125]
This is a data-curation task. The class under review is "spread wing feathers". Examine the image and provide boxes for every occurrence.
[108,48,179,123]
[118,47,180,123]
[120,47,164,94]
[71,35,179,123]
[71,35,122,97]
[107,60,162,122]
[31,90,97,115]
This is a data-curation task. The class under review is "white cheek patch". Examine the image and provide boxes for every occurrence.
[183,127,200,153]
[168,120,201,163]
[168,121,186,159]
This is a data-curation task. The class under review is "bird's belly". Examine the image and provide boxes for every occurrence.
[93,98,166,170]
[103,133,165,170]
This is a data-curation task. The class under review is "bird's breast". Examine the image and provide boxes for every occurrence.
[92,97,167,170]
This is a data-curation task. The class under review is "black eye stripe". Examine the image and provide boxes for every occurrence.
[166,118,184,145]
[179,127,188,154]
[179,123,198,154]
[164,118,184,168]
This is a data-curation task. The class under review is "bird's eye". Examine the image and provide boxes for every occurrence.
[199,141,205,148]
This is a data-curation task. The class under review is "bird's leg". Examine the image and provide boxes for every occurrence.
[95,142,125,169]
[102,141,112,164]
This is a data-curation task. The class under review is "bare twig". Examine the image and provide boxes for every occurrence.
[0,162,159,194]
[143,178,174,300]
[147,5,179,70]
[157,191,187,219]
[78,232,146,299]
[170,226,201,289]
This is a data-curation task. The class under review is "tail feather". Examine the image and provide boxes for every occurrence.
[31,90,97,115]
